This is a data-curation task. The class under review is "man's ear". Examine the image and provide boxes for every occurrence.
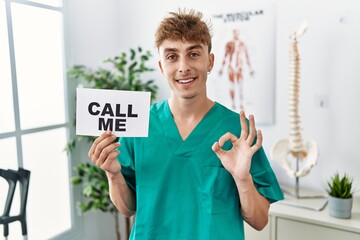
[208,53,215,72]
[158,60,164,75]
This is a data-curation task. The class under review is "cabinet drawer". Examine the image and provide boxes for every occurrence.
[276,217,360,240]
[244,221,270,240]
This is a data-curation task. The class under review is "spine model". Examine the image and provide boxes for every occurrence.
[271,21,318,178]
[288,33,304,154]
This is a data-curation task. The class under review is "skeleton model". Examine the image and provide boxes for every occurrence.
[271,21,319,196]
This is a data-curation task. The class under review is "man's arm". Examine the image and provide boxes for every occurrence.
[88,131,136,217]
[106,171,136,217]
[233,173,269,230]
[212,112,269,230]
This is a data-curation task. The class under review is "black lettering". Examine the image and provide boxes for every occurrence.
[127,104,138,118]
[115,118,126,131]
[101,103,114,116]
[98,118,113,131]
[88,102,100,115]
[115,104,126,117]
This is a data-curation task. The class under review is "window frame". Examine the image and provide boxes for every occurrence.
[1,0,84,239]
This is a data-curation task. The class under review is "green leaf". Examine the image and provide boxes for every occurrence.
[71,176,82,185]
[128,61,138,71]
[141,55,149,61]
[83,184,94,197]
[326,172,353,199]
[130,48,136,60]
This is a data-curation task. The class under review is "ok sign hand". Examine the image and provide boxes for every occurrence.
[212,111,263,181]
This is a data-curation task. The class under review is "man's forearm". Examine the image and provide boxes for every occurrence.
[107,172,136,217]
[234,174,270,231]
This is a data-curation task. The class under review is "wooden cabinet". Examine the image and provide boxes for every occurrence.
[245,197,360,240]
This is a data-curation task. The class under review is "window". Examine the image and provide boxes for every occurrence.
[0,0,77,239]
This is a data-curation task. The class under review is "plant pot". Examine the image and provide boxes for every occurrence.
[328,195,353,219]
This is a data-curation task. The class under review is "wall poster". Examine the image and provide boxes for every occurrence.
[208,5,276,124]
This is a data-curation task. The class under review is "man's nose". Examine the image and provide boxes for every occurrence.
[178,58,191,73]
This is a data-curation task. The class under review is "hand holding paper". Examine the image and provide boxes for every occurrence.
[88,131,122,174]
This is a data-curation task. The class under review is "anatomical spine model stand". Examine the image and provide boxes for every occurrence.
[271,21,319,198]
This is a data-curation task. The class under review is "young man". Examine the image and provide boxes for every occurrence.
[88,9,283,239]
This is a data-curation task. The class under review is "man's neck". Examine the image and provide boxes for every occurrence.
[168,96,214,140]
[168,95,214,121]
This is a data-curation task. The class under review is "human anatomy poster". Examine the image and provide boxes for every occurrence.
[208,4,276,124]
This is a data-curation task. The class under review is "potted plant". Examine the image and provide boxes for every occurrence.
[71,163,122,238]
[326,172,354,219]
[67,47,158,240]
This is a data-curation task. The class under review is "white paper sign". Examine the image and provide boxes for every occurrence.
[76,88,151,137]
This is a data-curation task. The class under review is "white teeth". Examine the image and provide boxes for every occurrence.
[178,78,194,83]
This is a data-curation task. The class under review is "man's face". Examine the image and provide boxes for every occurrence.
[158,40,214,100]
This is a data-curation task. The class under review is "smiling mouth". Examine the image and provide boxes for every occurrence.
[176,77,196,84]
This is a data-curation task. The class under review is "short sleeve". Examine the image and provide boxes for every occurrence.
[250,147,284,203]
[118,137,136,192]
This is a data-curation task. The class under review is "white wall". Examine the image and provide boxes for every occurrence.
[66,0,360,237]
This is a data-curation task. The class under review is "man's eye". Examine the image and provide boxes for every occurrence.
[190,52,200,58]
[167,55,176,60]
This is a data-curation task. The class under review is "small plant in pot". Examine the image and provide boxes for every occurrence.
[326,172,354,219]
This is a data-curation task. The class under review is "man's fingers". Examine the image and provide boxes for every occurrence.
[212,142,226,156]
[108,148,121,159]
[239,111,248,140]
[102,149,121,167]
[212,132,238,159]
[218,132,238,147]
[252,130,263,152]
[96,142,120,165]
[88,131,113,158]
[92,133,118,162]
[246,114,256,145]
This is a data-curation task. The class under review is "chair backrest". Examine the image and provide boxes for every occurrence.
[0,167,31,238]
[6,168,30,215]
[16,168,30,215]
[0,169,19,217]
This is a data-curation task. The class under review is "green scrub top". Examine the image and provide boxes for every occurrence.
[119,100,283,240]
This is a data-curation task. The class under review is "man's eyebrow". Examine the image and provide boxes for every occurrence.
[162,44,204,54]
[186,44,204,51]
[163,48,179,54]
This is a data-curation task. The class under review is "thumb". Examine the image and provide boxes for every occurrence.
[212,142,226,157]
